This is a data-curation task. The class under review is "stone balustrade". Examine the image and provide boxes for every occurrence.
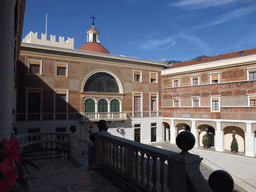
[90,128,234,192]
[15,133,71,157]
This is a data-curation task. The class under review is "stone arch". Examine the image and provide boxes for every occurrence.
[176,123,191,133]
[81,70,124,93]
[163,122,170,141]
[174,120,191,129]
[223,126,245,153]
[197,124,215,147]
[221,122,246,132]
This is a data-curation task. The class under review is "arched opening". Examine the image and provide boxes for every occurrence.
[110,99,120,112]
[98,99,108,113]
[83,72,119,93]
[223,126,245,153]
[177,123,191,133]
[163,122,170,141]
[84,99,95,112]
[197,124,215,147]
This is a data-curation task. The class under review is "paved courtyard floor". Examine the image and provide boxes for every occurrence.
[150,141,256,192]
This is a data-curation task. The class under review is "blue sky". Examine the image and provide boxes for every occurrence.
[22,0,256,62]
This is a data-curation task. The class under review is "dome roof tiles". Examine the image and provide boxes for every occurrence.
[78,42,110,54]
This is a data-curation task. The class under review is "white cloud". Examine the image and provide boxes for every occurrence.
[171,0,239,9]
[210,5,256,25]
[139,37,173,49]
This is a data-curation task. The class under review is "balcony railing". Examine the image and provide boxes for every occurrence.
[89,130,234,192]
[126,111,162,118]
[82,112,127,122]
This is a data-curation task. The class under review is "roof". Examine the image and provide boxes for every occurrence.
[88,27,98,32]
[168,48,256,69]
[78,42,110,54]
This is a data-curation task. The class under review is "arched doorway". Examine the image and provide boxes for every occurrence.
[177,123,191,133]
[223,126,245,153]
[197,124,215,147]
[163,122,170,141]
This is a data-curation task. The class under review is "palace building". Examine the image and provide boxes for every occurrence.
[15,23,166,144]
[14,20,256,157]
[161,49,256,157]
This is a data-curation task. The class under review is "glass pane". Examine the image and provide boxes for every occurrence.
[98,99,108,112]
[110,99,119,112]
[84,72,119,93]
[84,99,95,112]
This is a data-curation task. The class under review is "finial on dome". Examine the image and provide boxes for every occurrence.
[91,15,96,26]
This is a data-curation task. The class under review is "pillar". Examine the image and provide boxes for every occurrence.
[215,121,224,152]
[0,0,15,141]
[191,120,199,148]
[170,119,177,144]
[245,122,255,157]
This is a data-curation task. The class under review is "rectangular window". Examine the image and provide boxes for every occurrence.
[134,71,141,82]
[249,71,256,80]
[56,127,66,132]
[151,123,157,142]
[27,89,41,121]
[134,93,141,117]
[211,74,219,84]
[150,72,157,83]
[29,60,41,74]
[250,97,256,106]
[57,63,67,76]
[173,79,179,87]
[212,98,219,111]
[55,90,67,120]
[192,77,199,85]
[193,98,200,107]
[174,99,179,107]
[150,94,157,117]
[134,124,141,142]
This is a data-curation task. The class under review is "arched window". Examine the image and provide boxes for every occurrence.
[84,72,119,93]
[110,99,120,112]
[98,99,108,112]
[84,99,95,112]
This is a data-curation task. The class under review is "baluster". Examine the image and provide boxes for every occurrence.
[124,147,128,176]
[115,144,119,171]
[112,142,115,168]
[146,154,151,191]
[152,156,158,192]
[120,146,123,174]
[140,152,145,188]
[117,145,120,171]
[160,158,165,192]
[135,150,139,183]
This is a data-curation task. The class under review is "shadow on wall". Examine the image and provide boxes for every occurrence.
[15,60,82,133]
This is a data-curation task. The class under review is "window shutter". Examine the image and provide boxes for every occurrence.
[211,74,218,80]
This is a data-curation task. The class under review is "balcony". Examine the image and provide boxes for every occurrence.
[82,112,127,122]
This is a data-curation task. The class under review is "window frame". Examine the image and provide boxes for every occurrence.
[133,92,143,117]
[247,68,256,80]
[191,76,200,86]
[133,70,142,82]
[134,124,141,142]
[151,123,157,142]
[173,99,180,107]
[150,72,157,83]
[211,97,220,112]
[54,89,68,120]
[210,73,220,84]
[248,95,256,106]
[26,88,42,121]
[173,79,180,87]
[28,59,42,75]
[192,98,200,107]
[56,62,68,77]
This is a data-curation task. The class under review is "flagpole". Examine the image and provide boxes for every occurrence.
[45,13,48,36]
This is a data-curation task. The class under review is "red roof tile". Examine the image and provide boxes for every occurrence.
[78,42,110,54]
[168,48,256,69]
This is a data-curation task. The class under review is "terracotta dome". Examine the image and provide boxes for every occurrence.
[88,27,98,32]
[78,42,110,54]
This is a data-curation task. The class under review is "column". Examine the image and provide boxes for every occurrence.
[245,122,255,157]
[0,0,15,141]
[191,120,199,148]
[170,119,177,144]
[215,121,224,152]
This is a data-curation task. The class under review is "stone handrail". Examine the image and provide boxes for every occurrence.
[15,133,71,156]
[82,112,127,121]
[93,131,213,192]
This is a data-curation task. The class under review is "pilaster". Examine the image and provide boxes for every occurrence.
[245,122,255,157]
[215,121,224,152]
[170,119,177,144]
[191,120,199,148]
